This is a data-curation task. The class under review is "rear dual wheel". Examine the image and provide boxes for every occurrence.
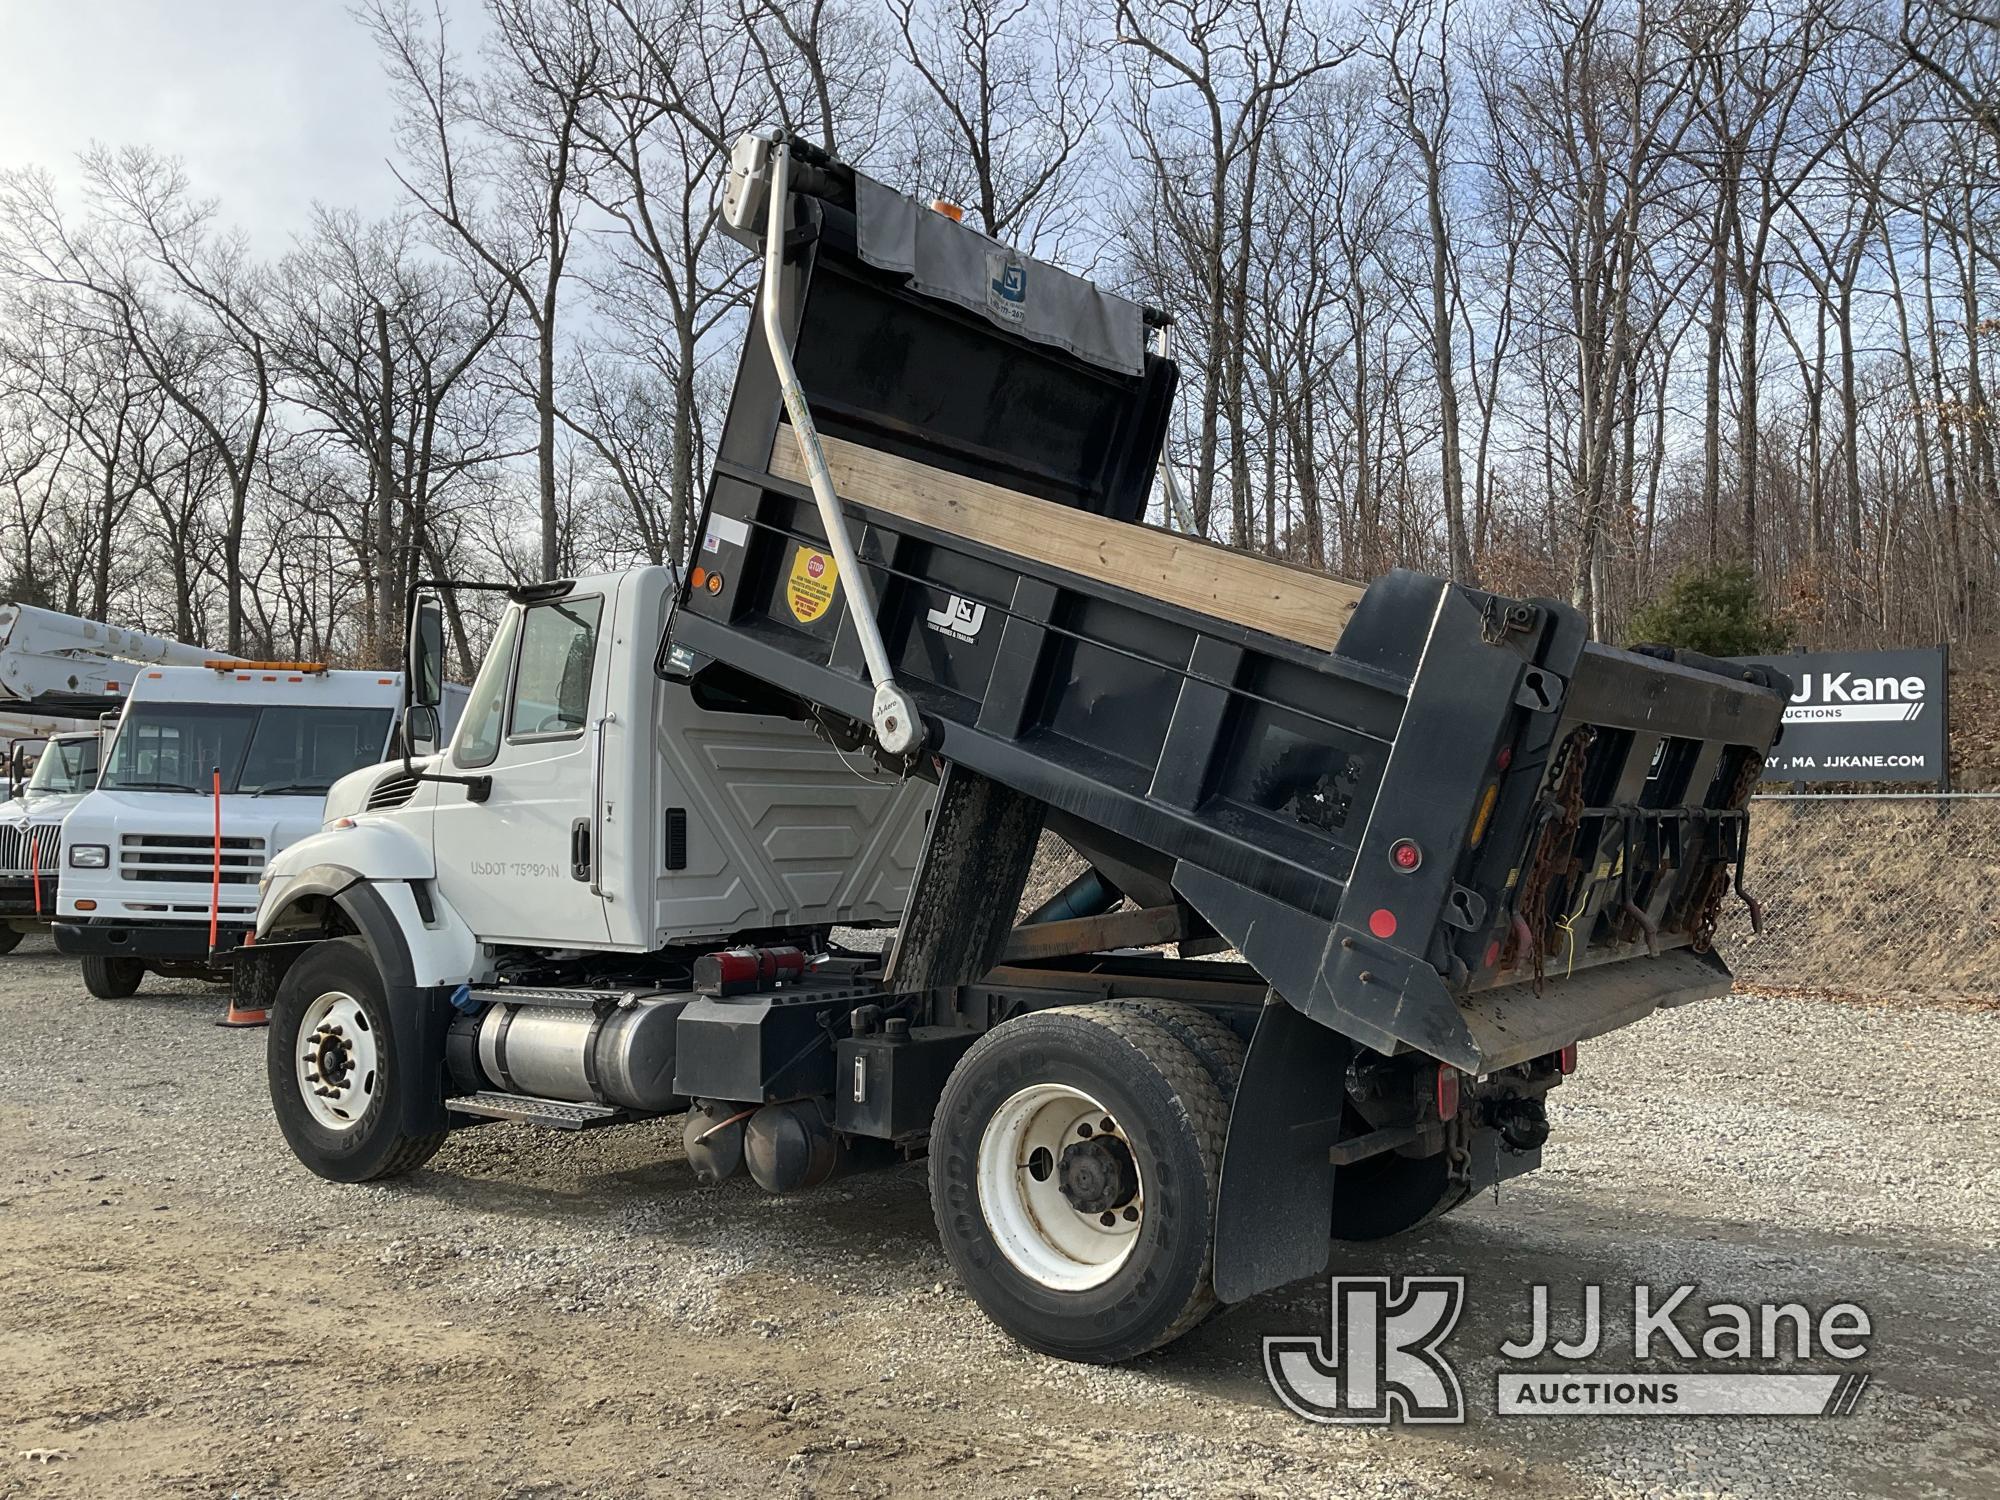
[929,1003,1240,1363]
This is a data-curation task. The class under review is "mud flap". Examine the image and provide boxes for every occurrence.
[1212,994,1352,1305]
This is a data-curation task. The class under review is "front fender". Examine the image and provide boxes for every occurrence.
[267,819,437,886]
[257,873,485,1140]
[258,821,481,991]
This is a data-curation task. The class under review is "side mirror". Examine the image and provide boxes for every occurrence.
[404,703,441,756]
[407,596,445,710]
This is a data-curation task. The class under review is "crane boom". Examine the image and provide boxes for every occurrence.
[0,602,239,712]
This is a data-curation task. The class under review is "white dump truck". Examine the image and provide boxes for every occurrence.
[245,132,1787,1364]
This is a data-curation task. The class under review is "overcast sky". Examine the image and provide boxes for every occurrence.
[0,2,479,247]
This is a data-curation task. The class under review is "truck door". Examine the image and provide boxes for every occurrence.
[430,583,615,946]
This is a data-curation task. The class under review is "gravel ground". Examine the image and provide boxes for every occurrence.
[0,928,1995,1499]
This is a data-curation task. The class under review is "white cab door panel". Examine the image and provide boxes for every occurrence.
[430,579,619,947]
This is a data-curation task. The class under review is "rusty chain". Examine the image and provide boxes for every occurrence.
[1691,752,1765,953]
[1507,724,1596,990]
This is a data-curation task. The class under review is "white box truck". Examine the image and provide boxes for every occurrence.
[53,661,415,996]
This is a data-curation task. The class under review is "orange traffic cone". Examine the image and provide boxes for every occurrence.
[216,933,269,1029]
[217,987,269,1028]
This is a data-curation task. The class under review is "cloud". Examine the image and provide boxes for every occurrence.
[0,1,425,246]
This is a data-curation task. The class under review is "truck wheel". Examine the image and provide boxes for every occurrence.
[929,1005,1228,1363]
[1103,1000,1246,1099]
[81,955,145,999]
[267,937,445,1183]
[0,926,21,955]
[1331,1149,1468,1240]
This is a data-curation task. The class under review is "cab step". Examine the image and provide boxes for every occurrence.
[447,1091,627,1130]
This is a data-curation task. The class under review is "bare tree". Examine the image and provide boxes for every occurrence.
[363,0,601,579]
[888,0,1106,252]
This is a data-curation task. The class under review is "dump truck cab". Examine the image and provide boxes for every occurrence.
[253,564,931,975]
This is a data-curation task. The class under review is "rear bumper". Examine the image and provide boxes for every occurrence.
[53,918,252,964]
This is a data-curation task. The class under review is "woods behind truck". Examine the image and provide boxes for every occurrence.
[244,130,1788,1364]
[53,661,454,999]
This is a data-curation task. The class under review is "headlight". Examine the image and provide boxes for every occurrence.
[68,844,109,869]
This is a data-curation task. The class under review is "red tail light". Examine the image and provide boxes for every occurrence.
[1434,1065,1461,1121]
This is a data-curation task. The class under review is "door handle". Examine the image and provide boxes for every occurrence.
[570,818,592,882]
[589,713,616,901]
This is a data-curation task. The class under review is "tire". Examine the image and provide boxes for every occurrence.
[1102,1000,1247,1100]
[0,926,21,955]
[81,954,145,999]
[267,937,445,1183]
[1330,1148,1470,1241]
[929,1004,1229,1363]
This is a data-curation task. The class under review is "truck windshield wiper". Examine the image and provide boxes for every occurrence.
[247,781,332,798]
[106,779,201,793]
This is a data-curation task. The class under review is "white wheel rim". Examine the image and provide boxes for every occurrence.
[296,990,380,1132]
[976,1083,1145,1292]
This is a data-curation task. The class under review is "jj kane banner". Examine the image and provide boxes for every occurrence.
[1733,647,1949,786]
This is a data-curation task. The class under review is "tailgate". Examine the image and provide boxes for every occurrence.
[1175,606,1788,1074]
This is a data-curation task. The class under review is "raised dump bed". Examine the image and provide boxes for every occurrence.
[669,137,1788,1082]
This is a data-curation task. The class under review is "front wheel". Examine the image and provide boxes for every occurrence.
[0,925,22,955]
[929,1004,1229,1363]
[80,954,144,999]
[267,937,445,1183]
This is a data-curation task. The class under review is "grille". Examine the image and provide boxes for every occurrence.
[365,770,421,811]
[119,833,267,885]
[0,823,61,879]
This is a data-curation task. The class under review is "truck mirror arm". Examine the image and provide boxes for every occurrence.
[415,771,492,804]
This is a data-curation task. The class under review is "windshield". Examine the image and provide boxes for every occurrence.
[28,737,101,796]
[101,702,394,796]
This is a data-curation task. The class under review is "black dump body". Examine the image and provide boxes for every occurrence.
[671,141,1788,1074]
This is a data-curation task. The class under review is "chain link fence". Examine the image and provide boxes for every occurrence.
[1716,794,2000,999]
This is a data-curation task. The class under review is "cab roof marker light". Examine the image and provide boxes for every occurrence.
[204,659,327,673]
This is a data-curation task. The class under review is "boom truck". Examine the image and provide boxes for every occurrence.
[249,130,1788,1363]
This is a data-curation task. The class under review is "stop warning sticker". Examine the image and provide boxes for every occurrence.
[787,546,838,624]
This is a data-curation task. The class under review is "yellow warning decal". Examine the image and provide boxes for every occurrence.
[787,546,838,623]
